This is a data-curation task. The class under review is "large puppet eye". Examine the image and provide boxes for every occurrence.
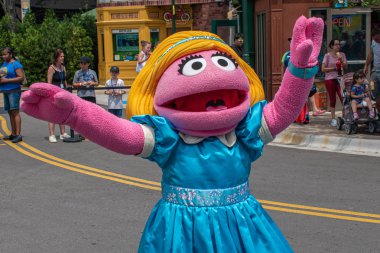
[178,55,207,76]
[211,52,238,71]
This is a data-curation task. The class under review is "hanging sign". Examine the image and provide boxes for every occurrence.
[21,0,30,21]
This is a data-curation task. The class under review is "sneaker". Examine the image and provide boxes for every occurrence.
[353,112,359,120]
[11,135,22,143]
[49,135,57,143]
[3,134,16,140]
[330,119,337,127]
[312,109,326,116]
[60,133,71,140]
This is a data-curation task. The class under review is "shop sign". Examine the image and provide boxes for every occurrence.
[332,15,352,28]
[334,0,348,8]
[163,5,191,24]
[112,29,139,34]
[334,0,363,8]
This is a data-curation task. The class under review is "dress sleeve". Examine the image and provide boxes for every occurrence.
[235,101,266,162]
[131,115,180,167]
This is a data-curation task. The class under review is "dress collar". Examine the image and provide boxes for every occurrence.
[179,131,237,147]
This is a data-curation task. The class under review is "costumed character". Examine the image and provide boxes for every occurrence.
[21,16,323,252]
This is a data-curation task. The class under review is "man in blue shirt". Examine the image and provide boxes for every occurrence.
[364,28,380,113]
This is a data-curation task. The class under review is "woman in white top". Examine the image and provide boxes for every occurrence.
[136,41,151,73]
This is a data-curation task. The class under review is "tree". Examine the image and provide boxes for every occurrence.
[0,0,15,16]
[3,10,95,85]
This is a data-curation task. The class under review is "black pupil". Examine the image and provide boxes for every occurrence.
[192,61,203,70]
[218,58,228,67]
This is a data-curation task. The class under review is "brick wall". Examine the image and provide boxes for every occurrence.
[192,3,229,32]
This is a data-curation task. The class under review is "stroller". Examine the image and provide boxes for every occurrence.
[336,72,378,134]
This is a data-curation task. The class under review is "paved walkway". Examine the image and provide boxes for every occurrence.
[273,111,380,157]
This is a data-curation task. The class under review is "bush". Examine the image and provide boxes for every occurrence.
[0,10,97,85]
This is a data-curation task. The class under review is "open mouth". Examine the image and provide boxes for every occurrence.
[161,89,247,112]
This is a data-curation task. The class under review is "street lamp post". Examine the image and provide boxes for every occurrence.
[172,0,176,34]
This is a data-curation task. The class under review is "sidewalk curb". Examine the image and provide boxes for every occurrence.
[272,131,380,156]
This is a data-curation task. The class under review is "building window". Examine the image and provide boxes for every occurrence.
[256,13,267,95]
[112,29,139,61]
[150,28,160,51]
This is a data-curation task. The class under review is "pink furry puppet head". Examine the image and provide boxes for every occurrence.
[127,31,265,137]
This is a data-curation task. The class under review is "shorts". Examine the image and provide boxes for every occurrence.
[80,96,96,104]
[3,91,21,111]
[108,109,123,118]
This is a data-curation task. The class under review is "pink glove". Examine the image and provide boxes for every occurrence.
[22,83,145,155]
[263,16,323,137]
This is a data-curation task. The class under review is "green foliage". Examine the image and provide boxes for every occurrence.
[231,0,241,8]
[0,15,13,50]
[347,0,380,7]
[0,10,97,85]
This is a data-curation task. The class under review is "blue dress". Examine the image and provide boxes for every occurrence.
[132,101,293,253]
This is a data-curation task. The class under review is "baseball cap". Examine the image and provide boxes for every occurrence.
[110,66,119,73]
[80,56,91,64]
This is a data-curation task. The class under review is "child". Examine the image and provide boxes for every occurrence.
[351,70,375,119]
[104,66,126,118]
[136,41,151,73]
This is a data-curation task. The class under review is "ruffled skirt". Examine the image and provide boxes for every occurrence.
[138,195,293,253]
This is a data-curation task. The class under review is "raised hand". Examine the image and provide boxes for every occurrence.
[21,83,80,124]
[263,16,324,138]
[290,16,324,68]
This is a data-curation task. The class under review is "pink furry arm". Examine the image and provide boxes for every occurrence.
[263,71,313,136]
[21,83,145,155]
[66,100,145,155]
[263,16,323,137]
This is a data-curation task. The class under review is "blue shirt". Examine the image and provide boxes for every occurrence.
[281,51,290,69]
[73,69,98,97]
[0,60,23,90]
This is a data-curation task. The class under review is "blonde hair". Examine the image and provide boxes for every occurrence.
[127,31,264,118]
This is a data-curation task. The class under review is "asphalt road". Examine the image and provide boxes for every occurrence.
[0,112,379,253]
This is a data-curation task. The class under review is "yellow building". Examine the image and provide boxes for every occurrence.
[96,4,192,86]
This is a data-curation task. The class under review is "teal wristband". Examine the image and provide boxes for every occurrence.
[288,62,319,79]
